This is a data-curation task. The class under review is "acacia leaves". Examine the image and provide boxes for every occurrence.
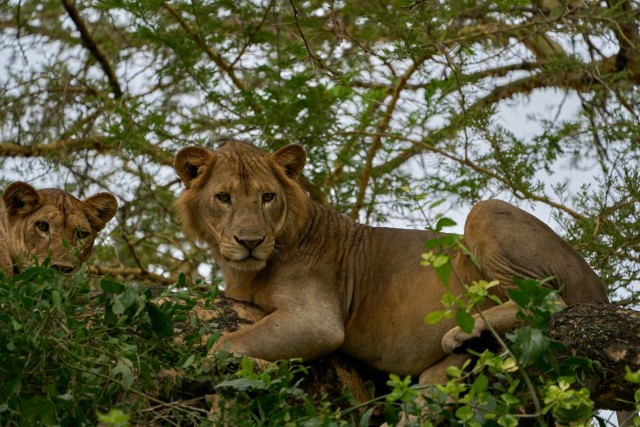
[0,267,211,425]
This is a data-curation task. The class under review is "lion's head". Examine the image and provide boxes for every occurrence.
[1,182,118,273]
[174,140,309,272]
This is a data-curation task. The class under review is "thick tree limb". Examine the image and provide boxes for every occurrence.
[89,265,177,287]
[0,137,107,158]
[548,302,640,410]
[183,297,640,412]
[606,0,640,83]
[0,139,173,166]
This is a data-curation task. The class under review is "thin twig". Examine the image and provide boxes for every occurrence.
[289,0,340,78]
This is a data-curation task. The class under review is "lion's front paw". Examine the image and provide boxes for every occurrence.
[239,356,273,372]
[441,322,485,354]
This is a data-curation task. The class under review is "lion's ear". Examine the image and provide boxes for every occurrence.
[2,182,41,217]
[174,147,213,188]
[272,144,306,178]
[83,193,118,231]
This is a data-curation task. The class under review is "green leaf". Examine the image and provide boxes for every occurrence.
[624,366,640,384]
[455,404,473,421]
[472,373,489,393]
[52,290,62,311]
[455,309,475,334]
[359,407,375,427]
[97,408,130,426]
[112,358,135,387]
[100,278,125,294]
[500,393,520,405]
[511,327,550,366]
[498,414,518,427]
[425,310,445,324]
[435,217,457,231]
[434,261,452,286]
[146,302,173,338]
[181,354,195,369]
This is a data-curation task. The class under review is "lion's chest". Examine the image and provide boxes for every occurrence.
[222,271,279,312]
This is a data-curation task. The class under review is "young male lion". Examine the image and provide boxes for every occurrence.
[173,139,609,390]
[0,182,118,276]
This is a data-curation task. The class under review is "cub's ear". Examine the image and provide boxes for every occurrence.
[272,144,306,178]
[174,147,213,188]
[83,192,118,231]
[2,182,41,217]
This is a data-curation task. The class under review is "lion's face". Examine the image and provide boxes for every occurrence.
[2,182,118,273]
[174,141,307,272]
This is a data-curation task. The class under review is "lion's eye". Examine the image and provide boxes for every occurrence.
[35,221,49,233]
[216,193,231,204]
[262,193,275,203]
[76,229,90,239]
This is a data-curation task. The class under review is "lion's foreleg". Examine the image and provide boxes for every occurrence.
[418,353,470,385]
[210,309,345,362]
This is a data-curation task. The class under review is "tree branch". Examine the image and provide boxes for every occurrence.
[89,265,176,287]
[289,0,340,78]
[348,58,426,219]
[60,0,123,99]
[358,51,623,185]
[0,138,173,166]
[606,0,640,82]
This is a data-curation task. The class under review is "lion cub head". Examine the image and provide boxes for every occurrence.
[1,182,118,274]
[174,140,308,272]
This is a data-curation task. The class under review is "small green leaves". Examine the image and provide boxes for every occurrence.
[508,276,562,327]
[542,377,594,424]
[424,310,445,325]
[625,366,640,384]
[96,408,130,427]
[510,327,550,367]
[421,250,452,285]
[100,277,125,294]
[456,309,475,334]
[145,301,174,338]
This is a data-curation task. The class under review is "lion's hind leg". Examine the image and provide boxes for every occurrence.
[462,199,608,306]
[441,299,537,354]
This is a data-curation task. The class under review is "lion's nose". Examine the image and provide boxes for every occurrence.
[52,264,75,274]
[234,236,265,250]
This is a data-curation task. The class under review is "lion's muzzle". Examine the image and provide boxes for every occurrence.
[234,236,265,251]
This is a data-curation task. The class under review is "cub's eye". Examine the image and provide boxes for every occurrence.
[215,193,231,204]
[76,229,90,239]
[35,221,49,233]
[262,193,275,203]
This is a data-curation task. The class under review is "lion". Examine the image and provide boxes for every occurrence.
[174,140,618,417]
[0,182,118,276]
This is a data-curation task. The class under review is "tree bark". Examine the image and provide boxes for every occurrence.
[548,302,640,410]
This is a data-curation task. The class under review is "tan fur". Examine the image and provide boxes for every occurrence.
[0,182,118,276]
[174,140,609,379]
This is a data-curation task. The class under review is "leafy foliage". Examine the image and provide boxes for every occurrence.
[0,0,638,301]
[4,259,634,426]
[0,266,366,426]
[0,265,201,425]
